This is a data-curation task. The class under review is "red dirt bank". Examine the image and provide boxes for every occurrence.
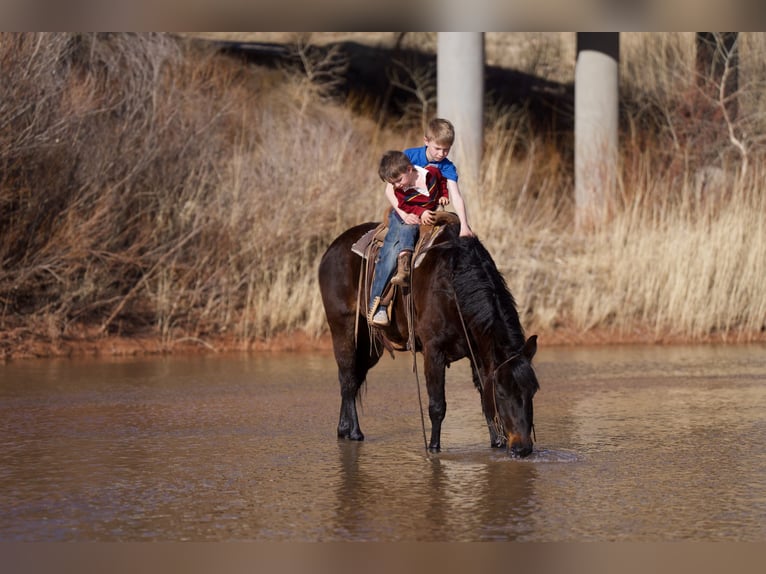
[3,324,762,361]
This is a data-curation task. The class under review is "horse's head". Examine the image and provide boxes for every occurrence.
[490,335,539,458]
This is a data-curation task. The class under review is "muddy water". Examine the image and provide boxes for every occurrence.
[1,344,764,541]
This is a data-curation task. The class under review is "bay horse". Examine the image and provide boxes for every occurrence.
[318,219,539,457]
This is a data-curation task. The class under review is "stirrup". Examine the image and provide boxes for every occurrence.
[371,308,389,327]
[367,296,381,324]
[368,297,389,327]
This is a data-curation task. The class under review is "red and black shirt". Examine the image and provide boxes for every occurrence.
[394,165,448,216]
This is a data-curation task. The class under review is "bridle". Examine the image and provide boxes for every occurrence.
[453,287,535,445]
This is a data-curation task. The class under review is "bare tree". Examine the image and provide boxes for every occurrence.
[284,33,349,114]
[387,57,436,129]
[696,33,739,121]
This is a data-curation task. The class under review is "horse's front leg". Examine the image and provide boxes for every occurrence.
[424,350,447,452]
[470,361,505,448]
[485,413,506,448]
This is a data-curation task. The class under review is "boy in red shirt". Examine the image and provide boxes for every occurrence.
[368,151,449,327]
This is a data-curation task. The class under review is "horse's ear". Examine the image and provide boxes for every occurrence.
[521,335,537,360]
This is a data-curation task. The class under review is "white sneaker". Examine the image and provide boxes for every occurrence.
[371,308,389,326]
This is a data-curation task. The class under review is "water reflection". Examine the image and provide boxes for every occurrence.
[434,453,539,541]
[1,345,765,541]
[331,442,539,541]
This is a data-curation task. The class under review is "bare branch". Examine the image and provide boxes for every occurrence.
[386,58,436,128]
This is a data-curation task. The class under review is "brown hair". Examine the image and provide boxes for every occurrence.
[378,150,412,183]
[425,117,455,146]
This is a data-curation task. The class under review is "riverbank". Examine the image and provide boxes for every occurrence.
[3,323,764,361]
[3,34,766,360]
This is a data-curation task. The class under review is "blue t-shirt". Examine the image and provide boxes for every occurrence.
[404,146,458,182]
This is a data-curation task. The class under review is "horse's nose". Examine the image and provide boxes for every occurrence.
[508,437,533,458]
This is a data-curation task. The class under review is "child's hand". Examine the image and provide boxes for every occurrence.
[420,210,436,225]
[460,225,475,238]
[438,196,450,206]
[402,212,421,225]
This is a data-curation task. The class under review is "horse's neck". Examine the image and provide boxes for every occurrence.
[470,321,524,373]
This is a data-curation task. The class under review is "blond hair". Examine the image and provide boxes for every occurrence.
[425,118,455,146]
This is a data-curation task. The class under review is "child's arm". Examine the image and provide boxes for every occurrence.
[438,176,450,206]
[446,180,475,237]
[384,182,398,210]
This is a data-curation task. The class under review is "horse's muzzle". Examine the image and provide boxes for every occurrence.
[508,434,533,458]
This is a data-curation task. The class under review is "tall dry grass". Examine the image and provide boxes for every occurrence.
[0,32,402,348]
[1,32,765,351]
[453,32,766,342]
[582,174,766,340]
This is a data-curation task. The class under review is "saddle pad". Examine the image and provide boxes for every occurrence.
[351,228,378,258]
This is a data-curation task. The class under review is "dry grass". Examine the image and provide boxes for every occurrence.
[0,32,403,351]
[1,32,765,357]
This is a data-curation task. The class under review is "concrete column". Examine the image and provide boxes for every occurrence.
[437,32,484,190]
[575,33,619,231]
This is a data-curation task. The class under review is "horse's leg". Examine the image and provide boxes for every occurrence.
[470,362,505,448]
[334,321,380,441]
[318,223,385,442]
[485,414,506,448]
[423,348,447,452]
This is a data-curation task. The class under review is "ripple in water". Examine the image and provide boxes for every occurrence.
[522,447,581,463]
[435,446,581,464]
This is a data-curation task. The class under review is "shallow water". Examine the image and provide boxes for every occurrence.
[1,344,765,541]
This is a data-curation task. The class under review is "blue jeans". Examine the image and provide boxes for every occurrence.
[369,210,418,309]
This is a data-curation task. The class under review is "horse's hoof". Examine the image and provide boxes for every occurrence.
[428,444,441,453]
[338,431,365,441]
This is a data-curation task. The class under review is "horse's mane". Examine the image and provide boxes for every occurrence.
[448,236,526,352]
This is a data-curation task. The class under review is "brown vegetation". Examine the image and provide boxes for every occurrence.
[2,32,765,361]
